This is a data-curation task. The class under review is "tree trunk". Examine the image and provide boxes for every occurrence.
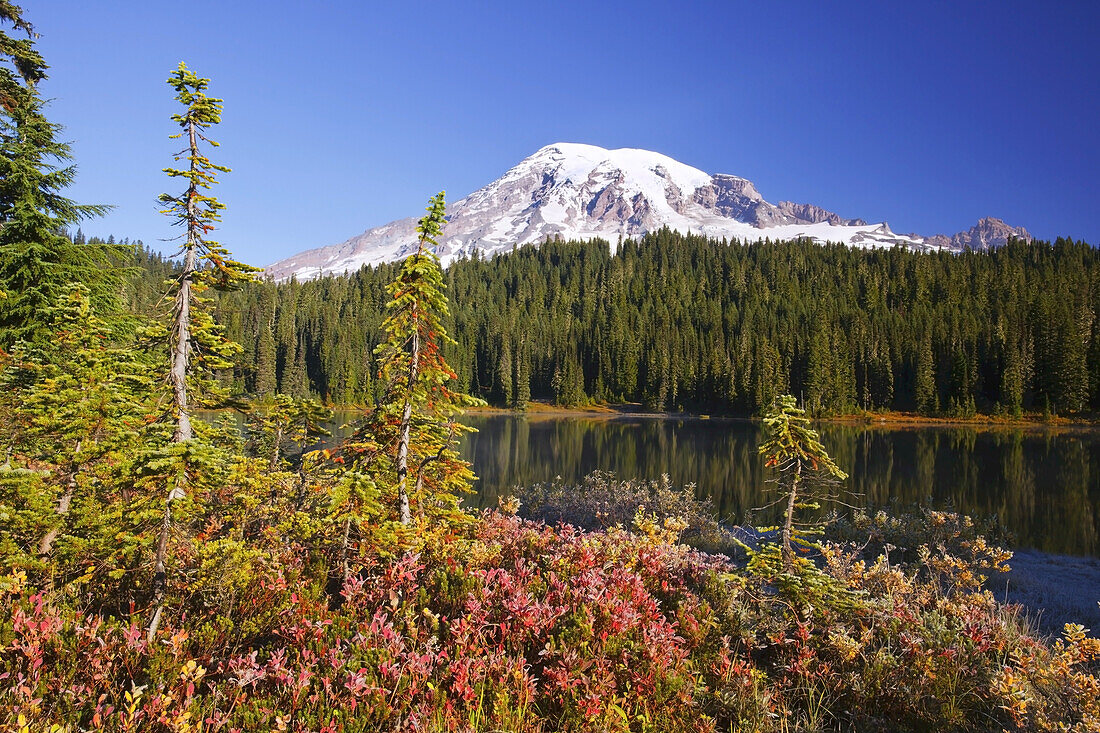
[147,498,172,642]
[37,477,73,557]
[339,514,352,587]
[295,469,307,510]
[269,425,282,472]
[781,458,802,572]
[149,119,199,641]
[396,321,419,525]
[39,441,81,557]
[170,214,197,442]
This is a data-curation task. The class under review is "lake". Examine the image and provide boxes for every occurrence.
[321,413,1100,558]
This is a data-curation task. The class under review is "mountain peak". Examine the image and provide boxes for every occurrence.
[530,142,710,178]
[923,217,1032,251]
[511,143,714,204]
[264,145,1023,281]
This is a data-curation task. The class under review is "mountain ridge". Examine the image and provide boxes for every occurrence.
[266,143,1031,281]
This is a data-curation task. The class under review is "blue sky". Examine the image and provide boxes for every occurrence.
[30,0,1100,265]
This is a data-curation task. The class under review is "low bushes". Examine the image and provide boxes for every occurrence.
[515,470,745,556]
[3,503,1098,731]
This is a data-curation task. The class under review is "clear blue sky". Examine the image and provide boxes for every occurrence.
[31,0,1100,265]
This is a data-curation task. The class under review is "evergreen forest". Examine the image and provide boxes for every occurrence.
[175,232,1099,417]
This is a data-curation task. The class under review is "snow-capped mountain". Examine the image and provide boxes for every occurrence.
[265,143,1030,281]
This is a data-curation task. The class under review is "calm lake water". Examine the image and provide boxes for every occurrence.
[321,413,1100,558]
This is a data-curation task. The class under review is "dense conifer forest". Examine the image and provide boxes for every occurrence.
[157,231,1099,417]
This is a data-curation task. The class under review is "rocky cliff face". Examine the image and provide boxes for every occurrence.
[265,144,1026,281]
[923,217,1032,251]
[776,201,866,226]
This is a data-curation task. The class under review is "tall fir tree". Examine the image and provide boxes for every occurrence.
[145,62,257,640]
[253,289,277,398]
[0,4,118,347]
[335,191,483,584]
[371,192,483,525]
[513,333,531,409]
[158,61,257,442]
[914,333,938,414]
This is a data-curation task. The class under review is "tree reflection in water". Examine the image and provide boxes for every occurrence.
[322,413,1100,557]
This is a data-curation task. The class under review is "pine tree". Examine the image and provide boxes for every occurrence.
[803,327,834,414]
[496,337,513,407]
[371,192,483,524]
[158,61,257,442]
[254,296,277,398]
[146,62,257,640]
[870,347,894,408]
[247,393,331,472]
[0,5,118,347]
[758,394,848,571]
[914,333,937,413]
[281,337,309,396]
[335,191,484,589]
[513,333,531,409]
[752,340,785,414]
[1089,318,1100,410]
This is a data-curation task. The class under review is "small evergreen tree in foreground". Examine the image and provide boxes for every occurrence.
[0,287,152,601]
[1,287,152,573]
[375,192,483,525]
[336,191,482,581]
[758,394,848,571]
[247,393,332,473]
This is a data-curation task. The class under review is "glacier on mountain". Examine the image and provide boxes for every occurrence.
[265,143,1022,281]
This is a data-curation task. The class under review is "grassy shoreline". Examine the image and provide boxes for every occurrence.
[463,400,1099,429]
[248,397,1097,429]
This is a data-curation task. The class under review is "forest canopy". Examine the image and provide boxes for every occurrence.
[162,231,1100,417]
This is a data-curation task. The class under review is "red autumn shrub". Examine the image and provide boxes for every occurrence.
[2,510,1098,732]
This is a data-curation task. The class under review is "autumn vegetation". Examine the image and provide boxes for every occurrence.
[2,5,1099,731]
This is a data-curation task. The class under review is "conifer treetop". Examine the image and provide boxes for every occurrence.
[415,191,446,256]
[0,2,45,91]
[759,394,847,478]
[158,61,257,290]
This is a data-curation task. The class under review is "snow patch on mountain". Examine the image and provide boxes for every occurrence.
[265,143,1022,281]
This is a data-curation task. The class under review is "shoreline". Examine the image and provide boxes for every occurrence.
[210,404,1099,636]
[464,401,1098,430]
[723,524,1100,638]
[249,398,1097,429]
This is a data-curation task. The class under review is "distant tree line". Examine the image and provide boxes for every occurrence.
[124,230,1100,416]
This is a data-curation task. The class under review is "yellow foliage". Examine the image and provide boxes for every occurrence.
[632,506,689,545]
